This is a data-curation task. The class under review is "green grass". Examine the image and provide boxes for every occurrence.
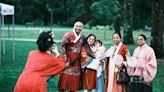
[0,41,58,92]
[2,26,152,41]
[0,40,164,92]
[0,26,164,92]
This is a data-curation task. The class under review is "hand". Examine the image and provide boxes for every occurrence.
[90,46,96,53]
[125,49,130,59]
[65,62,70,66]
[52,45,60,56]
[117,63,124,70]
[64,62,70,69]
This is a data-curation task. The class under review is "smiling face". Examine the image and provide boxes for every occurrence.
[87,35,96,46]
[113,33,121,45]
[73,21,83,34]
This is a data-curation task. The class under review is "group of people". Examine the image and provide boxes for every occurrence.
[14,21,157,92]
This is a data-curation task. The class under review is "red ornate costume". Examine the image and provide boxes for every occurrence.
[58,32,84,91]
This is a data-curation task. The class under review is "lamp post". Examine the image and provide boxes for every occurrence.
[47,5,53,31]
[50,11,53,31]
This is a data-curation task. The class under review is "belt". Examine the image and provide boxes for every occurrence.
[130,76,152,86]
[130,76,143,83]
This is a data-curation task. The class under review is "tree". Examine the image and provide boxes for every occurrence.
[114,17,121,34]
[132,0,152,29]
[90,0,121,25]
[57,0,84,25]
[122,0,134,44]
[150,0,164,58]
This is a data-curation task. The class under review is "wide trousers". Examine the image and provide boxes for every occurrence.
[129,82,152,92]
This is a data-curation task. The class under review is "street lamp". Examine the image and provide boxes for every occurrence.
[47,5,53,31]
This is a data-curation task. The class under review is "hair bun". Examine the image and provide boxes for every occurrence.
[36,31,55,52]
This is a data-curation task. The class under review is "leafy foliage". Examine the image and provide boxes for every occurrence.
[0,0,155,28]
[90,0,121,25]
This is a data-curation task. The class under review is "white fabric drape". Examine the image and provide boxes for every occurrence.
[72,29,82,43]
[106,42,122,92]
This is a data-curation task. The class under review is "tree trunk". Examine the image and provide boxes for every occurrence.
[114,17,121,34]
[123,0,134,44]
[151,0,164,58]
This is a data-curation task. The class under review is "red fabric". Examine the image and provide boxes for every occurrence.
[104,44,129,92]
[14,50,65,92]
[58,32,84,91]
[82,69,97,89]
[81,47,97,90]
[104,57,109,92]
[112,72,129,92]
[58,73,81,91]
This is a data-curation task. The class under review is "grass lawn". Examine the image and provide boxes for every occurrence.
[0,26,164,92]
[0,40,163,92]
[2,25,151,42]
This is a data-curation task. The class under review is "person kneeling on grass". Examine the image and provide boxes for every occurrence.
[14,31,68,92]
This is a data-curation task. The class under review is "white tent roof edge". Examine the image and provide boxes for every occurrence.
[0,3,14,15]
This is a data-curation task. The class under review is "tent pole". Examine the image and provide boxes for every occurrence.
[12,15,15,60]
[2,15,5,54]
[0,15,2,66]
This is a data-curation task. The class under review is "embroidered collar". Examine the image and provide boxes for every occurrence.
[72,29,82,43]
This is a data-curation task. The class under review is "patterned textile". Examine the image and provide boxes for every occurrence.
[58,32,84,91]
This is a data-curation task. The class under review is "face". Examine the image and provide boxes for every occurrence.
[49,43,56,51]
[95,42,101,48]
[113,34,121,45]
[74,22,83,34]
[87,36,95,46]
[50,32,54,38]
[137,36,146,46]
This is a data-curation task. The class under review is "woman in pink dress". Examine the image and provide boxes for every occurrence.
[14,31,66,92]
[127,34,157,92]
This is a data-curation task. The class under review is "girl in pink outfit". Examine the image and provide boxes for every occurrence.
[127,34,157,92]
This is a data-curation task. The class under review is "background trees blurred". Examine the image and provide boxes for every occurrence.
[0,0,163,58]
[151,0,164,58]
[0,0,149,27]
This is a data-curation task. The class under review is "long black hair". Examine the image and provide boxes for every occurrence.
[83,34,96,58]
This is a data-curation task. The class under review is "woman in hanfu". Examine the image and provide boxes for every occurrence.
[14,31,66,92]
[127,34,157,92]
[81,34,98,92]
[104,32,130,92]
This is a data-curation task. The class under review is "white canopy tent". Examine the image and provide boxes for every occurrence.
[0,3,15,65]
